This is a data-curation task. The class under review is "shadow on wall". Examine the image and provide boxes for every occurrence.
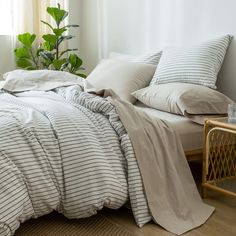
[217,37,236,102]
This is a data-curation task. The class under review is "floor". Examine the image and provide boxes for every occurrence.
[103,162,236,236]
[104,192,236,236]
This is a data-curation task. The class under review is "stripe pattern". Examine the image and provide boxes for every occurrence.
[150,35,232,89]
[0,86,151,236]
[109,51,162,66]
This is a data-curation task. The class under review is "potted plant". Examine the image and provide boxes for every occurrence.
[15,4,86,78]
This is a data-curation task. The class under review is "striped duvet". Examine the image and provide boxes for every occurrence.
[0,85,151,236]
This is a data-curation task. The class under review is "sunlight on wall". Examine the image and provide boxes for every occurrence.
[0,1,13,35]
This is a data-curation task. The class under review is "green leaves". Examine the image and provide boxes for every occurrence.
[15,33,38,70]
[69,54,82,69]
[47,4,68,26]
[53,28,67,36]
[15,47,30,58]
[18,33,36,48]
[53,58,67,70]
[15,4,86,77]
[43,34,57,44]
[42,34,57,50]
[68,54,86,77]
[16,58,34,69]
[58,35,74,45]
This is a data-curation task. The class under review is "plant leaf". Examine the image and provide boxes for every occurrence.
[74,73,87,78]
[41,41,51,51]
[47,6,69,26]
[41,20,53,30]
[53,58,67,70]
[59,48,78,58]
[69,54,82,68]
[16,58,34,69]
[18,33,36,48]
[15,47,30,58]
[64,24,79,28]
[43,34,57,44]
[58,35,74,45]
[53,28,67,37]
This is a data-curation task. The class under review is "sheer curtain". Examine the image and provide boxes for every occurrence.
[96,0,210,59]
[0,0,68,77]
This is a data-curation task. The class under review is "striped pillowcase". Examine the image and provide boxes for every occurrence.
[150,35,232,89]
[109,51,162,66]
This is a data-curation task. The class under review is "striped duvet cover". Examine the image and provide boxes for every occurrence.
[0,85,151,236]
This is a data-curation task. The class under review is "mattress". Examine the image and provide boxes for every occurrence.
[134,102,204,151]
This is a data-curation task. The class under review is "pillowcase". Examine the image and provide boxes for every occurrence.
[109,51,162,66]
[87,59,156,103]
[2,69,84,92]
[132,83,234,116]
[150,34,232,89]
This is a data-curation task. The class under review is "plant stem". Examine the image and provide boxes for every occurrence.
[56,23,60,60]
[29,48,38,69]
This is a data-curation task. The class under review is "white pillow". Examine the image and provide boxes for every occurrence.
[2,69,84,92]
[132,83,234,116]
[150,35,232,89]
[109,51,162,66]
[87,59,156,103]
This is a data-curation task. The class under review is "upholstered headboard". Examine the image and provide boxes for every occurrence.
[96,0,236,101]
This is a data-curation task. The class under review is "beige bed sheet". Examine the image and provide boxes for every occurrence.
[134,102,204,151]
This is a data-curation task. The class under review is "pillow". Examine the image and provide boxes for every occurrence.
[132,83,234,116]
[109,51,162,66]
[2,69,84,92]
[87,59,156,103]
[150,35,232,89]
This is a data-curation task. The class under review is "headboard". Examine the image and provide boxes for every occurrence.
[97,0,236,101]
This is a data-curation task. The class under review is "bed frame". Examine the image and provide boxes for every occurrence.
[185,149,203,162]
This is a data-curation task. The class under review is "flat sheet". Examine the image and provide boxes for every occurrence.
[134,102,203,151]
[111,96,214,235]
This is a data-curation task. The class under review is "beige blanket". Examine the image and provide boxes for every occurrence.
[84,81,215,235]
[110,97,214,235]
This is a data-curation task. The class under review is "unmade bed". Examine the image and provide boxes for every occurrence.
[0,34,233,235]
[0,80,214,236]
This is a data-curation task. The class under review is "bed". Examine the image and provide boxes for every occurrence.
[0,34,234,236]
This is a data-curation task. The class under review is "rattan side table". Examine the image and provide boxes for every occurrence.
[202,117,236,198]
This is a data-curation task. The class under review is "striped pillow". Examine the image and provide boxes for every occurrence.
[150,35,232,89]
[109,51,162,66]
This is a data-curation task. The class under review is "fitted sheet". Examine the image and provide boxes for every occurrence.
[134,102,204,151]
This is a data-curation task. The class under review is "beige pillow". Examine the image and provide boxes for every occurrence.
[132,83,234,115]
[109,51,162,66]
[87,59,156,103]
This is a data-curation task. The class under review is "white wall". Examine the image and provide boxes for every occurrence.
[79,0,99,74]
[80,0,236,101]
[68,0,81,51]
[0,36,15,77]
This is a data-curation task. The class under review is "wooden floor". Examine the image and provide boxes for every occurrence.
[104,162,236,236]
[104,192,236,236]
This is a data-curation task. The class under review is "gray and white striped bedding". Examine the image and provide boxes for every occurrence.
[0,85,151,236]
[150,34,232,89]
